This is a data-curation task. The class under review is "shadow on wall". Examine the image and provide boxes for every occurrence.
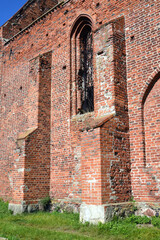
[142,71,160,199]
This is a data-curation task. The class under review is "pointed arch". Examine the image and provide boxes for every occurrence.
[70,15,94,115]
[142,71,160,105]
[70,14,93,38]
[140,65,160,103]
[142,71,160,166]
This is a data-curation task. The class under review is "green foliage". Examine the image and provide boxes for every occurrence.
[125,215,151,224]
[130,196,136,202]
[54,206,60,212]
[40,196,51,211]
[152,216,160,228]
[97,215,160,239]
[0,200,159,240]
[0,199,12,218]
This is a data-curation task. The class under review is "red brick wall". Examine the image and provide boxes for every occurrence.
[140,74,160,201]
[2,0,58,39]
[101,120,131,204]
[24,52,52,203]
[144,78,160,170]
[0,0,159,207]
[81,128,102,205]
[9,52,52,205]
[127,1,160,202]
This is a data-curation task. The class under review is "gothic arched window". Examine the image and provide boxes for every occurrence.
[70,16,94,115]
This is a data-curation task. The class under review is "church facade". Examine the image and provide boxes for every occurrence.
[0,0,159,223]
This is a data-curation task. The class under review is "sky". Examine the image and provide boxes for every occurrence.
[0,0,28,27]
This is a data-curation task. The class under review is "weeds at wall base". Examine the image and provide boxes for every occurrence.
[0,200,160,240]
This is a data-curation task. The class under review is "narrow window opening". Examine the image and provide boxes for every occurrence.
[70,16,94,116]
[79,25,94,113]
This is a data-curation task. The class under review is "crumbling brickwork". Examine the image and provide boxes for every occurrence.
[0,0,159,221]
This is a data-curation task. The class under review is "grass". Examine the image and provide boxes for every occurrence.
[0,200,160,240]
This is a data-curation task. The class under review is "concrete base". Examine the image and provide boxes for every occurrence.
[80,202,160,224]
[80,202,137,224]
[9,203,27,215]
[8,203,39,215]
[80,204,106,224]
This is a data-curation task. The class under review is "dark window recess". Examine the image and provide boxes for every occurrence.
[78,25,94,113]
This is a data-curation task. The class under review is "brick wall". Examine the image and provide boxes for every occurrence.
[0,0,159,210]
[2,0,58,40]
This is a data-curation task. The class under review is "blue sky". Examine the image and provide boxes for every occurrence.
[0,0,27,27]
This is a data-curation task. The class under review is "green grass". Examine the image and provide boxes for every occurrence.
[0,200,160,240]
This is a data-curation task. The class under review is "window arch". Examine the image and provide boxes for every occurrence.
[70,16,94,115]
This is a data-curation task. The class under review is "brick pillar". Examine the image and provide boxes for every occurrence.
[80,17,131,223]
[81,128,102,205]
[80,127,106,223]
[9,52,52,214]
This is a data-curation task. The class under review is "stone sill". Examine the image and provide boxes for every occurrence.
[17,127,37,140]
[72,112,115,132]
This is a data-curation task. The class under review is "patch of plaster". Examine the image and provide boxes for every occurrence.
[20,184,28,193]
[18,168,24,173]
[8,174,13,189]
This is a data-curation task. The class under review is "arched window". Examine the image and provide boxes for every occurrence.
[70,16,94,115]
[79,25,93,113]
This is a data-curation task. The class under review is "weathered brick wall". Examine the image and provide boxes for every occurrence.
[126,0,160,202]
[101,119,131,204]
[140,73,160,201]
[81,127,102,205]
[2,0,58,40]
[0,0,159,209]
[80,118,131,205]
[24,52,52,204]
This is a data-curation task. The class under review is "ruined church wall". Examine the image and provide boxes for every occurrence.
[0,0,159,207]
